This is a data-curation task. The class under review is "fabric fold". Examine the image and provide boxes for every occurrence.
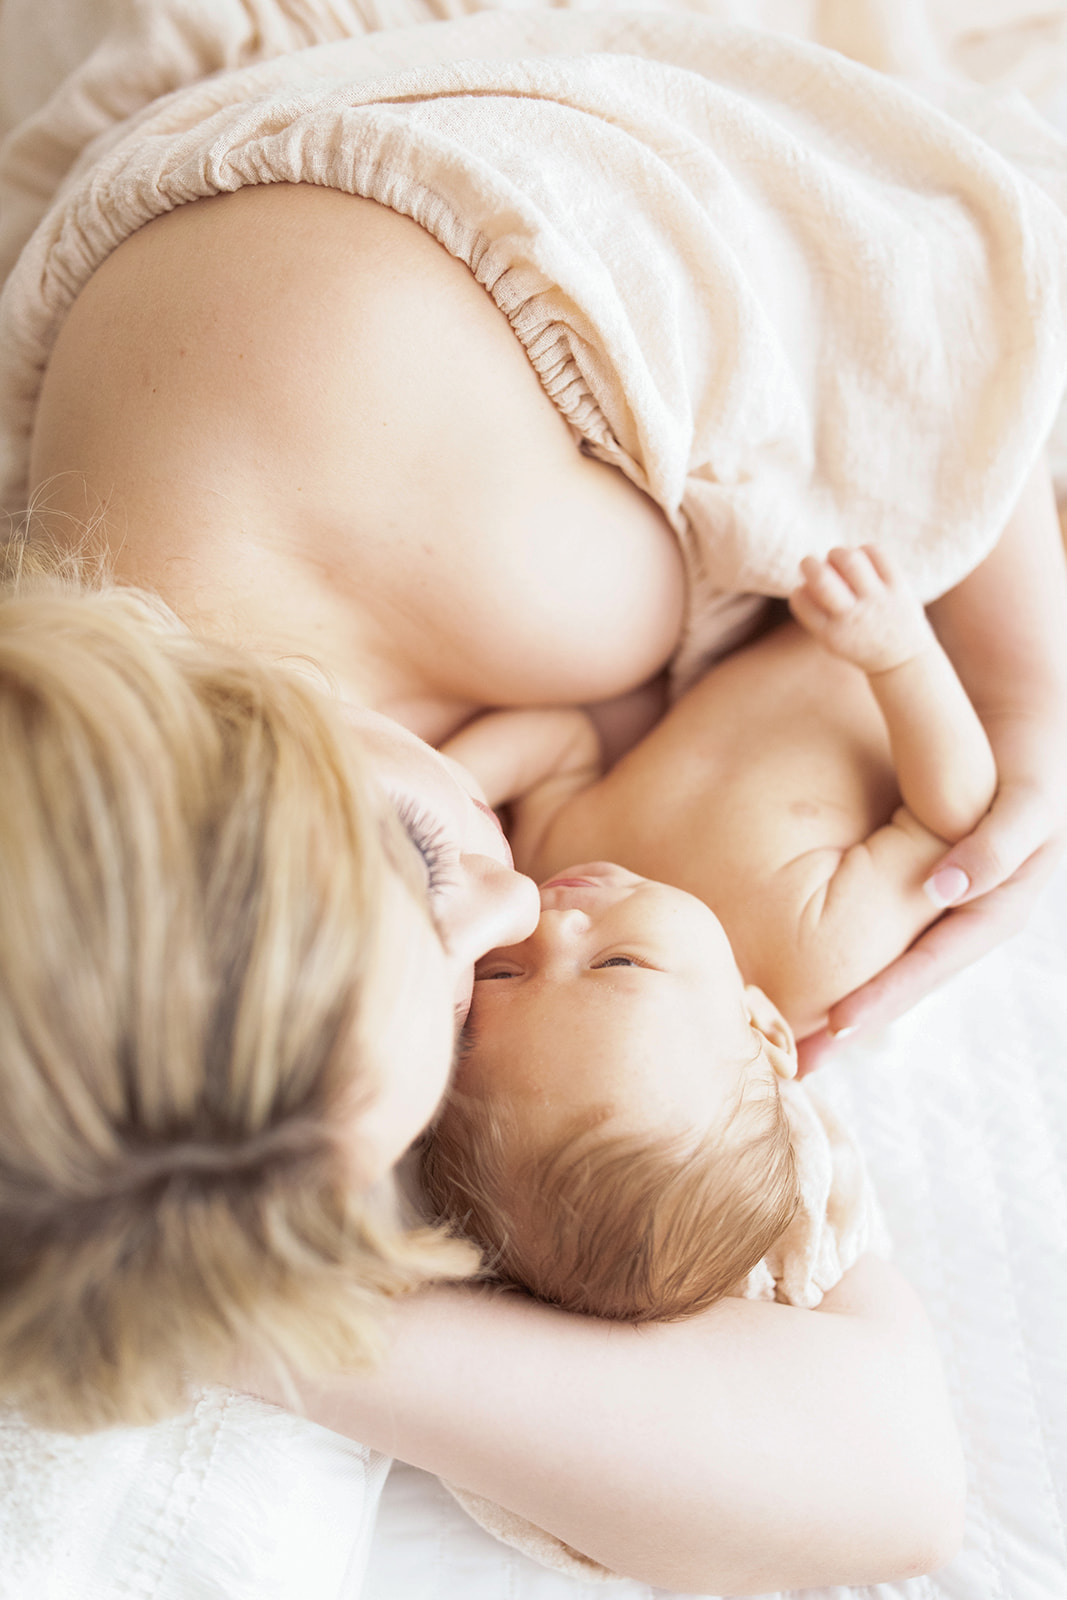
[4,11,1067,680]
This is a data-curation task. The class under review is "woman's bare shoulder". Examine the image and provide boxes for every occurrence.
[31,184,685,714]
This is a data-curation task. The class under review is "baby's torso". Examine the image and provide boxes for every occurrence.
[536,621,945,1029]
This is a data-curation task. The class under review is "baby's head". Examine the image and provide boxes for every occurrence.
[422,865,802,1320]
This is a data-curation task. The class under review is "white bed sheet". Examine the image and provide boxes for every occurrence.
[363,851,1067,1600]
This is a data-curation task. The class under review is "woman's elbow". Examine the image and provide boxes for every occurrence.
[849,1275,968,1584]
[894,1443,966,1580]
[900,1416,968,1576]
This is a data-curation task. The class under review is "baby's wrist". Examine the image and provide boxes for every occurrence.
[863,634,937,680]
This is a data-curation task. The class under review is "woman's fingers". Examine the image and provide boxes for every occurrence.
[826,831,1063,1036]
[794,1028,838,1077]
[922,780,1062,906]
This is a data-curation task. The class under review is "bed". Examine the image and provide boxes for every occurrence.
[0,3,1065,1597]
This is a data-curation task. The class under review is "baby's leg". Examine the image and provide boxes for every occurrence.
[788,546,933,673]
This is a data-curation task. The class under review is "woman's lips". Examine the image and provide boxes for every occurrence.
[472,798,513,866]
[538,864,646,910]
[540,862,640,891]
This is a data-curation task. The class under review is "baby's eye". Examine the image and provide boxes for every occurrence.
[594,955,641,968]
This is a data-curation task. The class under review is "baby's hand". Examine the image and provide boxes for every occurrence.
[788,546,934,675]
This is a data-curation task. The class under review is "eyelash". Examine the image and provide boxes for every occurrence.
[477,954,642,980]
[392,797,457,899]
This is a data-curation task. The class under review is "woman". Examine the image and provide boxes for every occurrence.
[3,0,1067,1590]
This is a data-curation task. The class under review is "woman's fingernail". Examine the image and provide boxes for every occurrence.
[923,865,970,908]
[831,1025,857,1038]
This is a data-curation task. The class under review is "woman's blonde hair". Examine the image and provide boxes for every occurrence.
[421,1075,799,1321]
[0,538,471,1431]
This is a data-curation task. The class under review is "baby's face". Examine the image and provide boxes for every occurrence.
[457,864,777,1146]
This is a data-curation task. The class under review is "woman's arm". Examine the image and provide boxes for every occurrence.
[242,1256,963,1594]
[807,455,1067,1059]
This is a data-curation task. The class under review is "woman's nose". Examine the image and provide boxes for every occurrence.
[444,855,541,969]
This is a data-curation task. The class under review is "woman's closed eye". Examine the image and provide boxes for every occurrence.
[391,796,458,900]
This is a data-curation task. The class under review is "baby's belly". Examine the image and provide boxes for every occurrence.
[30,185,686,711]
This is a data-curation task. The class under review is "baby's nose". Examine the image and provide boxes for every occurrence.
[530,906,593,950]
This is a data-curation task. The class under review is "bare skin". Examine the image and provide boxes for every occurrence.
[447,545,997,1038]
[249,1255,964,1595]
[25,181,1011,1585]
[30,184,685,746]
[820,463,1067,1052]
[30,186,1067,1030]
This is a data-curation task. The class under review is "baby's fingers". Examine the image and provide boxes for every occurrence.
[825,546,886,600]
[795,553,860,617]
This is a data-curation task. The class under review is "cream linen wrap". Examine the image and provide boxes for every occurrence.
[4,7,1067,678]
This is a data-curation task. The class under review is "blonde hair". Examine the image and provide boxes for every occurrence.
[421,1073,800,1322]
[0,541,471,1431]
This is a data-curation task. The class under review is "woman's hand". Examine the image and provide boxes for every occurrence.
[803,720,1067,1070]
[799,455,1067,1074]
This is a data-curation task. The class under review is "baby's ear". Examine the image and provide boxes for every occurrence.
[744,985,798,1081]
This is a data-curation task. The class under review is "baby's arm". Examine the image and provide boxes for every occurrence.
[441,709,601,869]
[789,545,997,842]
[773,546,998,1033]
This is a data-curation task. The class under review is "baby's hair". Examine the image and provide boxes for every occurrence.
[0,539,472,1432]
[421,1070,800,1321]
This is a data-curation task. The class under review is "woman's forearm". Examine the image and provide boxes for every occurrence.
[927,455,1067,728]
[256,1257,963,1594]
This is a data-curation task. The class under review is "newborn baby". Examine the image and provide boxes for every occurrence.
[421,547,996,1321]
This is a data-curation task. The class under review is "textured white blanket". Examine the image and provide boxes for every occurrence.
[0,1388,391,1599]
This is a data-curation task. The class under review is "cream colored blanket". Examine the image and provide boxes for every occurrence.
[4,2,1067,678]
